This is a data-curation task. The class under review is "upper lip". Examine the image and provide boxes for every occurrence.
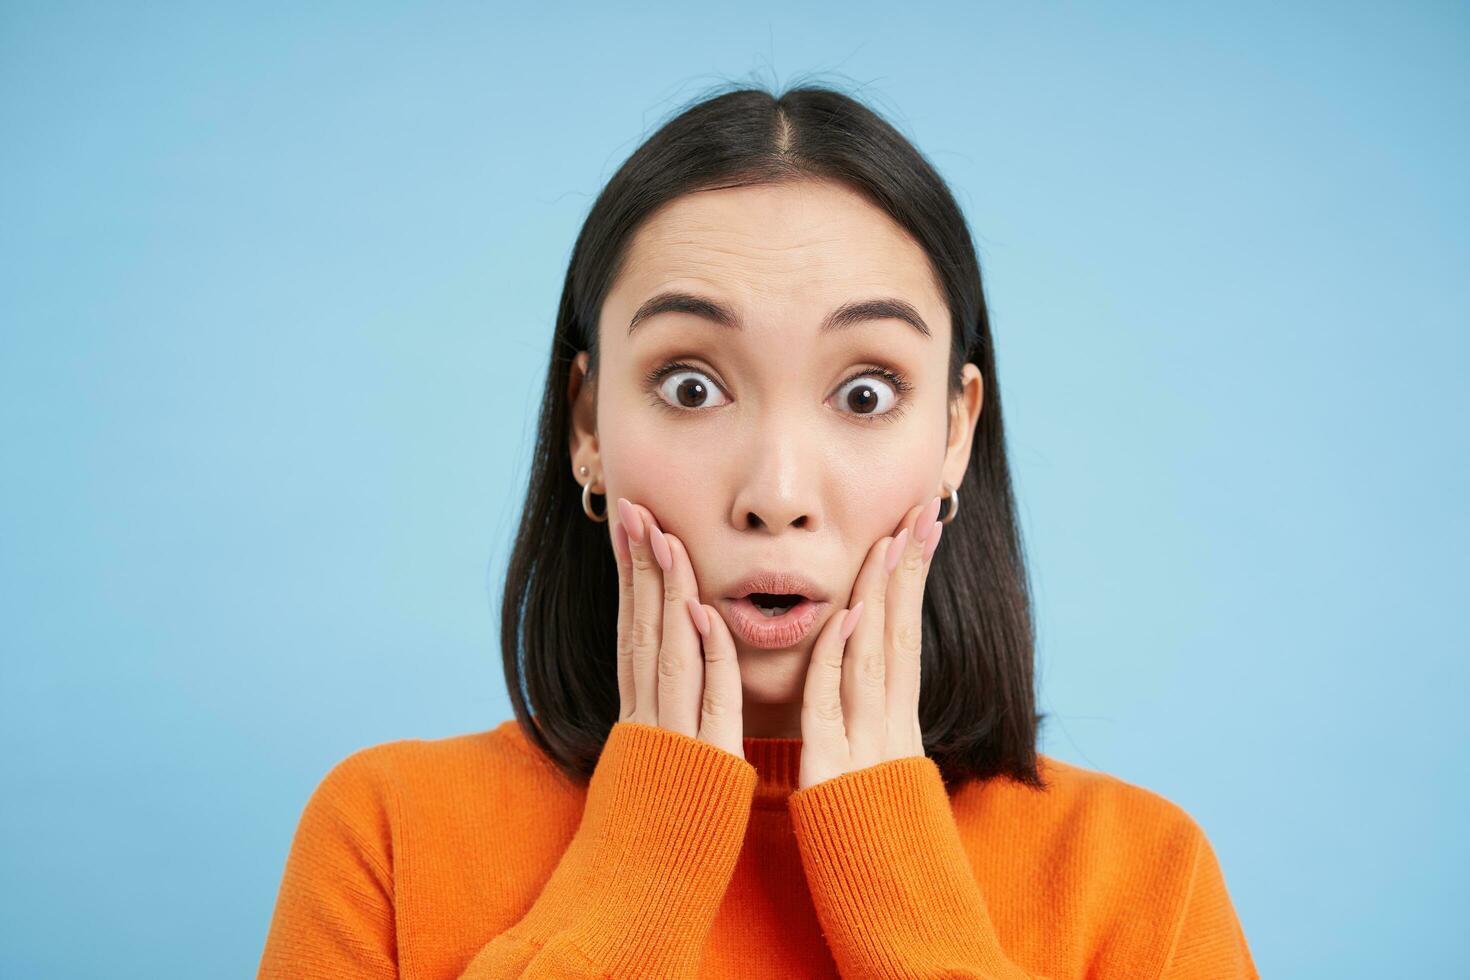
[725,570,828,603]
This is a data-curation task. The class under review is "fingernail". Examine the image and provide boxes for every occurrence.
[617,497,644,544]
[840,601,864,641]
[884,528,909,574]
[686,597,710,637]
[912,496,942,543]
[921,521,944,562]
[649,524,672,572]
[612,520,629,562]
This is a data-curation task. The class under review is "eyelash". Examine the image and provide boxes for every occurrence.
[643,359,915,424]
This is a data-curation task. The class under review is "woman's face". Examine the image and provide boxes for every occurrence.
[569,178,983,731]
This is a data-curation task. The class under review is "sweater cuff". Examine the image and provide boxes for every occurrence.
[517,721,757,979]
[788,755,1032,979]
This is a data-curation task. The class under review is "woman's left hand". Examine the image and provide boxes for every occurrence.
[798,493,947,790]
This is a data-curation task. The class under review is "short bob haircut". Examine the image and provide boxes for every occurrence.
[500,81,1048,794]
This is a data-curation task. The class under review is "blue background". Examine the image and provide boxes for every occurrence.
[2,3,1465,976]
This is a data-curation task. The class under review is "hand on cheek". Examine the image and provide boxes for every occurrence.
[610,497,745,760]
[797,494,945,790]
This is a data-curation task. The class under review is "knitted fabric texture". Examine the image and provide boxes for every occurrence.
[257,719,1258,979]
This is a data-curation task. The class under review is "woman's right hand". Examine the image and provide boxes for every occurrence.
[611,497,745,760]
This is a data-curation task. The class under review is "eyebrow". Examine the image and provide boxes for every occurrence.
[627,290,932,339]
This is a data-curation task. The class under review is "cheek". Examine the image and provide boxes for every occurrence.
[599,417,707,526]
[600,428,719,602]
[823,424,945,542]
[829,461,929,546]
[598,370,702,485]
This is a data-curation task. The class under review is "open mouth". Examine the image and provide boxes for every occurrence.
[720,571,828,648]
[746,592,805,617]
[723,592,828,649]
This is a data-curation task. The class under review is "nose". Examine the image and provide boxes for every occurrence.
[729,416,822,534]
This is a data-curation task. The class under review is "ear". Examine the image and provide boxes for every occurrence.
[567,350,600,481]
[941,363,983,490]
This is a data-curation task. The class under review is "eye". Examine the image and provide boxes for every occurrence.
[650,363,730,410]
[645,360,913,423]
[830,368,910,421]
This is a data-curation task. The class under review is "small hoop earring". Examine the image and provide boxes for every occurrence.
[579,465,607,522]
[938,481,959,524]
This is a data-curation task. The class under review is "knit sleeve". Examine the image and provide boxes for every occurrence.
[457,721,758,980]
[786,755,1047,980]
[788,756,1261,980]
[256,747,399,980]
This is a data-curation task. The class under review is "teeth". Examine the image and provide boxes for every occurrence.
[756,603,796,617]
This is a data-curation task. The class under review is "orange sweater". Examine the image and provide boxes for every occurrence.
[257,719,1258,979]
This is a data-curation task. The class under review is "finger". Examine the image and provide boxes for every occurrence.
[840,528,893,775]
[840,532,900,770]
[800,599,865,782]
[689,600,745,760]
[616,497,663,726]
[886,494,944,738]
[610,516,636,721]
[651,527,703,738]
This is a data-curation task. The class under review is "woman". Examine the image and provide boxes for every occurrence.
[257,84,1258,979]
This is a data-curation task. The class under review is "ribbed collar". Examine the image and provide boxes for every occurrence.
[742,735,804,808]
[499,718,809,809]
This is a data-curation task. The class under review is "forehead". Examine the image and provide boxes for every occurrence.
[609,179,946,337]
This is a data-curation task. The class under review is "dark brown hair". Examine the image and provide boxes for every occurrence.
[499,80,1048,794]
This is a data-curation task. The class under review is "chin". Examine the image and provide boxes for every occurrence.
[735,645,810,702]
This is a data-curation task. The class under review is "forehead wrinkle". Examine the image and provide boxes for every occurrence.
[634,209,900,272]
[624,235,941,342]
[616,186,948,343]
[635,233,850,281]
[631,240,925,312]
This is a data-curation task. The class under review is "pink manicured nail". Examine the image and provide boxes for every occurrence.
[840,601,865,641]
[686,597,710,637]
[912,496,942,543]
[920,521,944,562]
[885,528,909,574]
[649,524,672,572]
[616,498,644,544]
[612,520,629,562]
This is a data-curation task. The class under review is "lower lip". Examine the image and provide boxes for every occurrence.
[723,596,828,649]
